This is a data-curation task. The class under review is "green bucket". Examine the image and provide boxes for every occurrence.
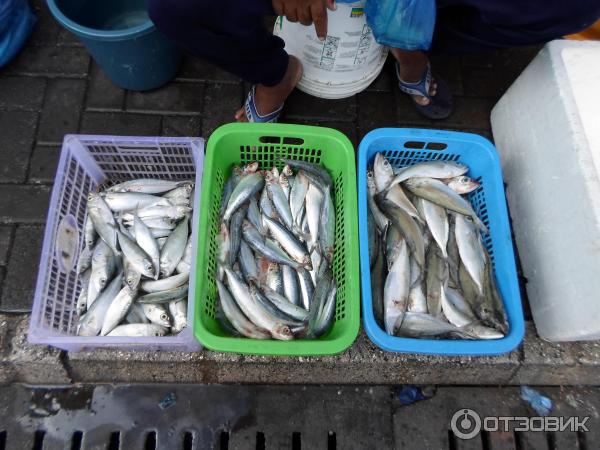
[194,123,360,356]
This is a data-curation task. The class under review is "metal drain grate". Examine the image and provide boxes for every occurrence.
[1,385,599,449]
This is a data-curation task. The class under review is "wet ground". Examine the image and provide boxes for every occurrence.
[2,384,600,449]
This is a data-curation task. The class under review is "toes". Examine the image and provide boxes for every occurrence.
[235,107,248,122]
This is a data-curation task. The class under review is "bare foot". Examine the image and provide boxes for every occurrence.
[235,55,303,122]
[390,48,437,106]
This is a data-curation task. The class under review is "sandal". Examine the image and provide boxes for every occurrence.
[395,62,453,120]
[244,85,284,123]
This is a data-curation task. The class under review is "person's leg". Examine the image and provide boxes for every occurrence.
[147,0,301,121]
[432,0,600,53]
[389,49,437,106]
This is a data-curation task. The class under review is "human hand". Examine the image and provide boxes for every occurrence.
[273,0,336,40]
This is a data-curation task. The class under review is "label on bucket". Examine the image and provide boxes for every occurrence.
[350,8,364,18]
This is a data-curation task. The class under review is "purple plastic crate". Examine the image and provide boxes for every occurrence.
[28,135,204,352]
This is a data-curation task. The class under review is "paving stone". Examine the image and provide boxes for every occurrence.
[162,116,202,137]
[37,78,86,143]
[0,314,16,383]
[365,59,394,92]
[201,83,242,138]
[430,53,464,96]
[28,145,60,184]
[57,27,84,47]
[358,90,398,136]
[6,315,70,383]
[0,226,14,266]
[463,68,516,101]
[85,63,125,111]
[3,46,89,77]
[28,0,60,46]
[0,185,51,224]
[442,97,492,131]
[0,77,46,111]
[80,112,162,136]
[126,82,204,114]
[0,111,38,183]
[283,89,357,122]
[1,226,44,312]
[177,55,240,83]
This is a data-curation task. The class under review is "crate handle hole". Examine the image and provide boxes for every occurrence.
[425,142,448,151]
[259,136,281,144]
[283,137,304,146]
[404,141,425,149]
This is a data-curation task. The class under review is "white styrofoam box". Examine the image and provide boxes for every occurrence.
[491,40,600,342]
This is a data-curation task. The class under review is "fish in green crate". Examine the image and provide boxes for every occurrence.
[366,153,508,340]
[75,178,194,337]
[214,160,338,340]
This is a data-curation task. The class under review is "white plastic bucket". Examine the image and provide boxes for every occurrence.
[273,1,388,99]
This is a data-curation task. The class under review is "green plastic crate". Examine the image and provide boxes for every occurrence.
[194,123,360,356]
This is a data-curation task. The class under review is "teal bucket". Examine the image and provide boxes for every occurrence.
[47,0,182,91]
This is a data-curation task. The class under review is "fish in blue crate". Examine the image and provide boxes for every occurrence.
[74,179,194,337]
[214,160,337,341]
[366,152,508,339]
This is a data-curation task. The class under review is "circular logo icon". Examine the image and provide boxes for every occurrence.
[451,408,482,440]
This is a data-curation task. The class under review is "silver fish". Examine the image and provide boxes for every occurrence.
[239,239,258,283]
[117,230,155,279]
[141,272,189,293]
[135,205,191,220]
[289,171,309,226]
[229,204,248,266]
[169,298,187,333]
[263,215,311,268]
[223,172,264,221]
[444,175,480,194]
[307,271,333,336]
[123,258,142,291]
[407,257,428,313]
[242,220,301,269]
[157,237,167,250]
[392,161,468,185]
[100,285,136,336]
[78,273,123,336]
[296,267,315,310]
[165,183,194,200]
[133,214,160,279]
[247,197,267,235]
[219,167,242,217]
[159,216,189,277]
[124,216,175,230]
[367,171,389,232]
[309,247,322,285]
[404,177,487,232]
[373,153,394,193]
[396,312,460,338]
[319,188,335,262]
[261,286,309,322]
[216,278,270,339]
[313,280,337,337]
[125,303,149,324]
[137,284,188,304]
[379,183,423,225]
[379,199,425,268]
[305,183,323,251]
[141,303,172,327]
[266,262,283,295]
[107,179,188,194]
[88,240,116,307]
[279,173,291,201]
[425,247,447,317]
[76,245,92,275]
[370,238,386,327]
[441,285,477,327]
[259,186,277,220]
[87,192,119,255]
[107,323,168,337]
[458,322,504,340]
[217,222,230,280]
[280,158,332,188]
[76,269,90,316]
[281,264,301,307]
[417,198,449,258]
[455,214,486,294]
[84,214,97,248]
[266,171,294,230]
[103,192,171,212]
[383,239,410,334]
[224,266,294,340]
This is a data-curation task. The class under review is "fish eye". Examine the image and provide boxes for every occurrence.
[160,313,169,321]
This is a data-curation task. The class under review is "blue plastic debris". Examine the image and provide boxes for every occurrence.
[397,385,436,405]
[158,392,177,410]
[520,386,553,416]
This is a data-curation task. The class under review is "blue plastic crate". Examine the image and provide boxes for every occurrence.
[357,128,524,355]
